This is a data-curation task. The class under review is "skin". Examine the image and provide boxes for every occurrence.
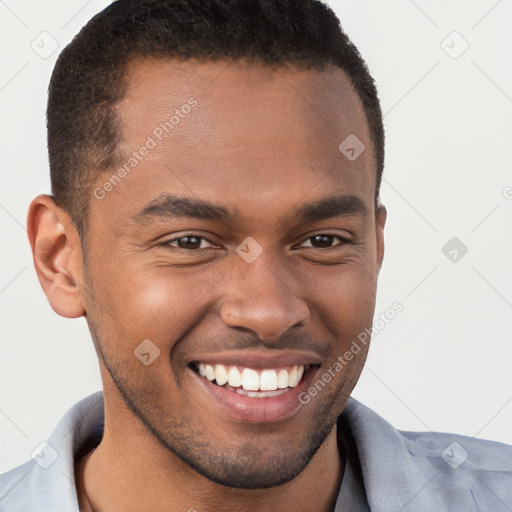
[27,58,386,512]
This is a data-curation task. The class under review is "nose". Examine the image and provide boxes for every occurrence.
[219,256,310,343]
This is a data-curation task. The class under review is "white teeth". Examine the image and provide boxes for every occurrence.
[241,368,260,391]
[236,388,290,398]
[295,365,304,386]
[260,369,278,391]
[288,366,300,387]
[197,363,307,393]
[205,364,215,381]
[214,364,229,386]
[287,366,297,387]
[277,369,289,389]
[228,366,242,388]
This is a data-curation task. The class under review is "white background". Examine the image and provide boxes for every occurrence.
[1,0,511,474]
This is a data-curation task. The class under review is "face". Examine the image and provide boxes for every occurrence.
[82,59,385,489]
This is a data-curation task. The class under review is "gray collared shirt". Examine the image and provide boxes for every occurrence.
[1,392,511,511]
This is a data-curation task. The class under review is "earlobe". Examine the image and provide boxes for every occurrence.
[27,194,86,318]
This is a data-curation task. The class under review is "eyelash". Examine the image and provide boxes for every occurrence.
[164,235,218,250]
[163,233,352,251]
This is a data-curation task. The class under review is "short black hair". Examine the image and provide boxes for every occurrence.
[47,0,384,236]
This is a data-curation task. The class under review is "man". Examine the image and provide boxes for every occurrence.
[1,0,510,510]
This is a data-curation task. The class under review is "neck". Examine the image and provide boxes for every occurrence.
[75,389,344,512]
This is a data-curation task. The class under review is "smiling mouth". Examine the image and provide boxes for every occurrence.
[190,363,317,398]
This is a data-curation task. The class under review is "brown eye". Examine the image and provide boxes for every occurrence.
[298,234,349,249]
[176,236,202,249]
[310,235,335,248]
[165,235,216,250]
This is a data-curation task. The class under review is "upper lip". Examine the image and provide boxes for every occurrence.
[188,349,322,369]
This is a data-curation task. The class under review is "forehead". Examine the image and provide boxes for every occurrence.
[119,58,370,151]
[94,58,375,226]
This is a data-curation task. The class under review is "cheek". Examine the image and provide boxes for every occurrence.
[89,265,224,350]
[301,261,378,335]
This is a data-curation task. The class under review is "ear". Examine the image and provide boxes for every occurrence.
[375,201,387,273]
[27,194,85,318]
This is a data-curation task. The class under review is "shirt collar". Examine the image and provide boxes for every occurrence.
[0,392,369,511]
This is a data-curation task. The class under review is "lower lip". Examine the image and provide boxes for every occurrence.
[189,366,320,423]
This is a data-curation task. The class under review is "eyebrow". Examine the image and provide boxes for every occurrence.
[296,195,368,222]
[133,194,231,223]
[132,193,368,224]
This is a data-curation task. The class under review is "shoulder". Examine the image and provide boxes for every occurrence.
[0,460,64,511]
[401,427,512,470]
[340,398,512,512]
[0,392,104,512]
